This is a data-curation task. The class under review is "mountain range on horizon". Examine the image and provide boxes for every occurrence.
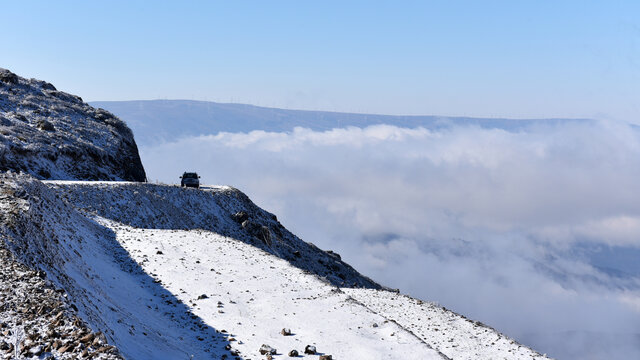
[90,99,590,146]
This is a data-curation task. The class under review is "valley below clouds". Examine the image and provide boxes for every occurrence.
[139,120,640,360]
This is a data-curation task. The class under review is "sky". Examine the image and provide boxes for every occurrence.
[3,1,640,123]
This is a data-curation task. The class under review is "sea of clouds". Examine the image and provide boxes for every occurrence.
[140,120,640,360]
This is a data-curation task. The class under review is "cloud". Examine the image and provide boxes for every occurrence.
[140,120,640,359]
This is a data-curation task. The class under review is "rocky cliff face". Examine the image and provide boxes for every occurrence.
[0,68,145,181]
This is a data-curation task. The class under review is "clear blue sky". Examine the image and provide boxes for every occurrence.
[4,1,639,122]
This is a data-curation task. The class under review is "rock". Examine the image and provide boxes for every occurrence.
[0,68,18,84]
[156,250,163,255]
[197,294,208,300]
[281,328,292,336]
[0,341,9,350]
[288,349,299,357]
[257,226,272,245]
[0,68,147,181]
[241,220,273,246]
[319,355,333,360]
[259,344,277,355]
[293,250,301,258]
[231,211,249,223]
[29,345,43,356]
[95,345,114,353]
[58,343,75,353]
[37,120,55,131]
[229,348,239,356]
[79,333,94,343]
[304,345,317,354]
[41,82,56,91]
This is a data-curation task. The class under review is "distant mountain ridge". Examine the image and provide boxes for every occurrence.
[90,99,589,146]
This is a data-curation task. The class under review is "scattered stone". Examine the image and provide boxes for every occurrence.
[319,355,333,360]
[259,344,277,355]
[197,294,208,300]
[156,250,164,255]
[288,349,299,357]
[281,328,292,336]
[304,345,317,354]
[79,332,94,343]
[58,344,74,353]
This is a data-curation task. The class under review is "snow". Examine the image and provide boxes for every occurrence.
[343,289,549,360]
[109,222,444,359]
[1,175,552,359]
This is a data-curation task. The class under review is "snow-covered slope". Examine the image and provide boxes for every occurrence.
[46,180,379,289]
[0,68,145,181]
[0,173,552,359]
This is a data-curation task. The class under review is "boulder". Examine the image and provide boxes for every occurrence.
[288,349,299,357]
[304,345,317,354]
[259,344,277,355]
[36,120,55,131]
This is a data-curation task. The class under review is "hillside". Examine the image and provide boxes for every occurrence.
[0,173,551,360]
[0,68,145,181]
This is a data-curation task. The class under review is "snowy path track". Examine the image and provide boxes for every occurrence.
[343,289,550,360]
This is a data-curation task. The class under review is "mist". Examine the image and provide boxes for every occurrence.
[139,120,640,359]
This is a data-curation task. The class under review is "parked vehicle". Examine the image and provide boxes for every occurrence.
[180,172,200,188]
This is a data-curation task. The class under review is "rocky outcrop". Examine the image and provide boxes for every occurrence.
[0,247,122,360]
[0,68,146,181]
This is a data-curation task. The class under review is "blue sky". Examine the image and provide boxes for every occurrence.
[4,1,639,122]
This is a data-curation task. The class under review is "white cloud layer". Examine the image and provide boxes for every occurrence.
[141,120,640,360]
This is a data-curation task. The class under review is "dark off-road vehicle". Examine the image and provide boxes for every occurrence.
[180,172,200,188]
